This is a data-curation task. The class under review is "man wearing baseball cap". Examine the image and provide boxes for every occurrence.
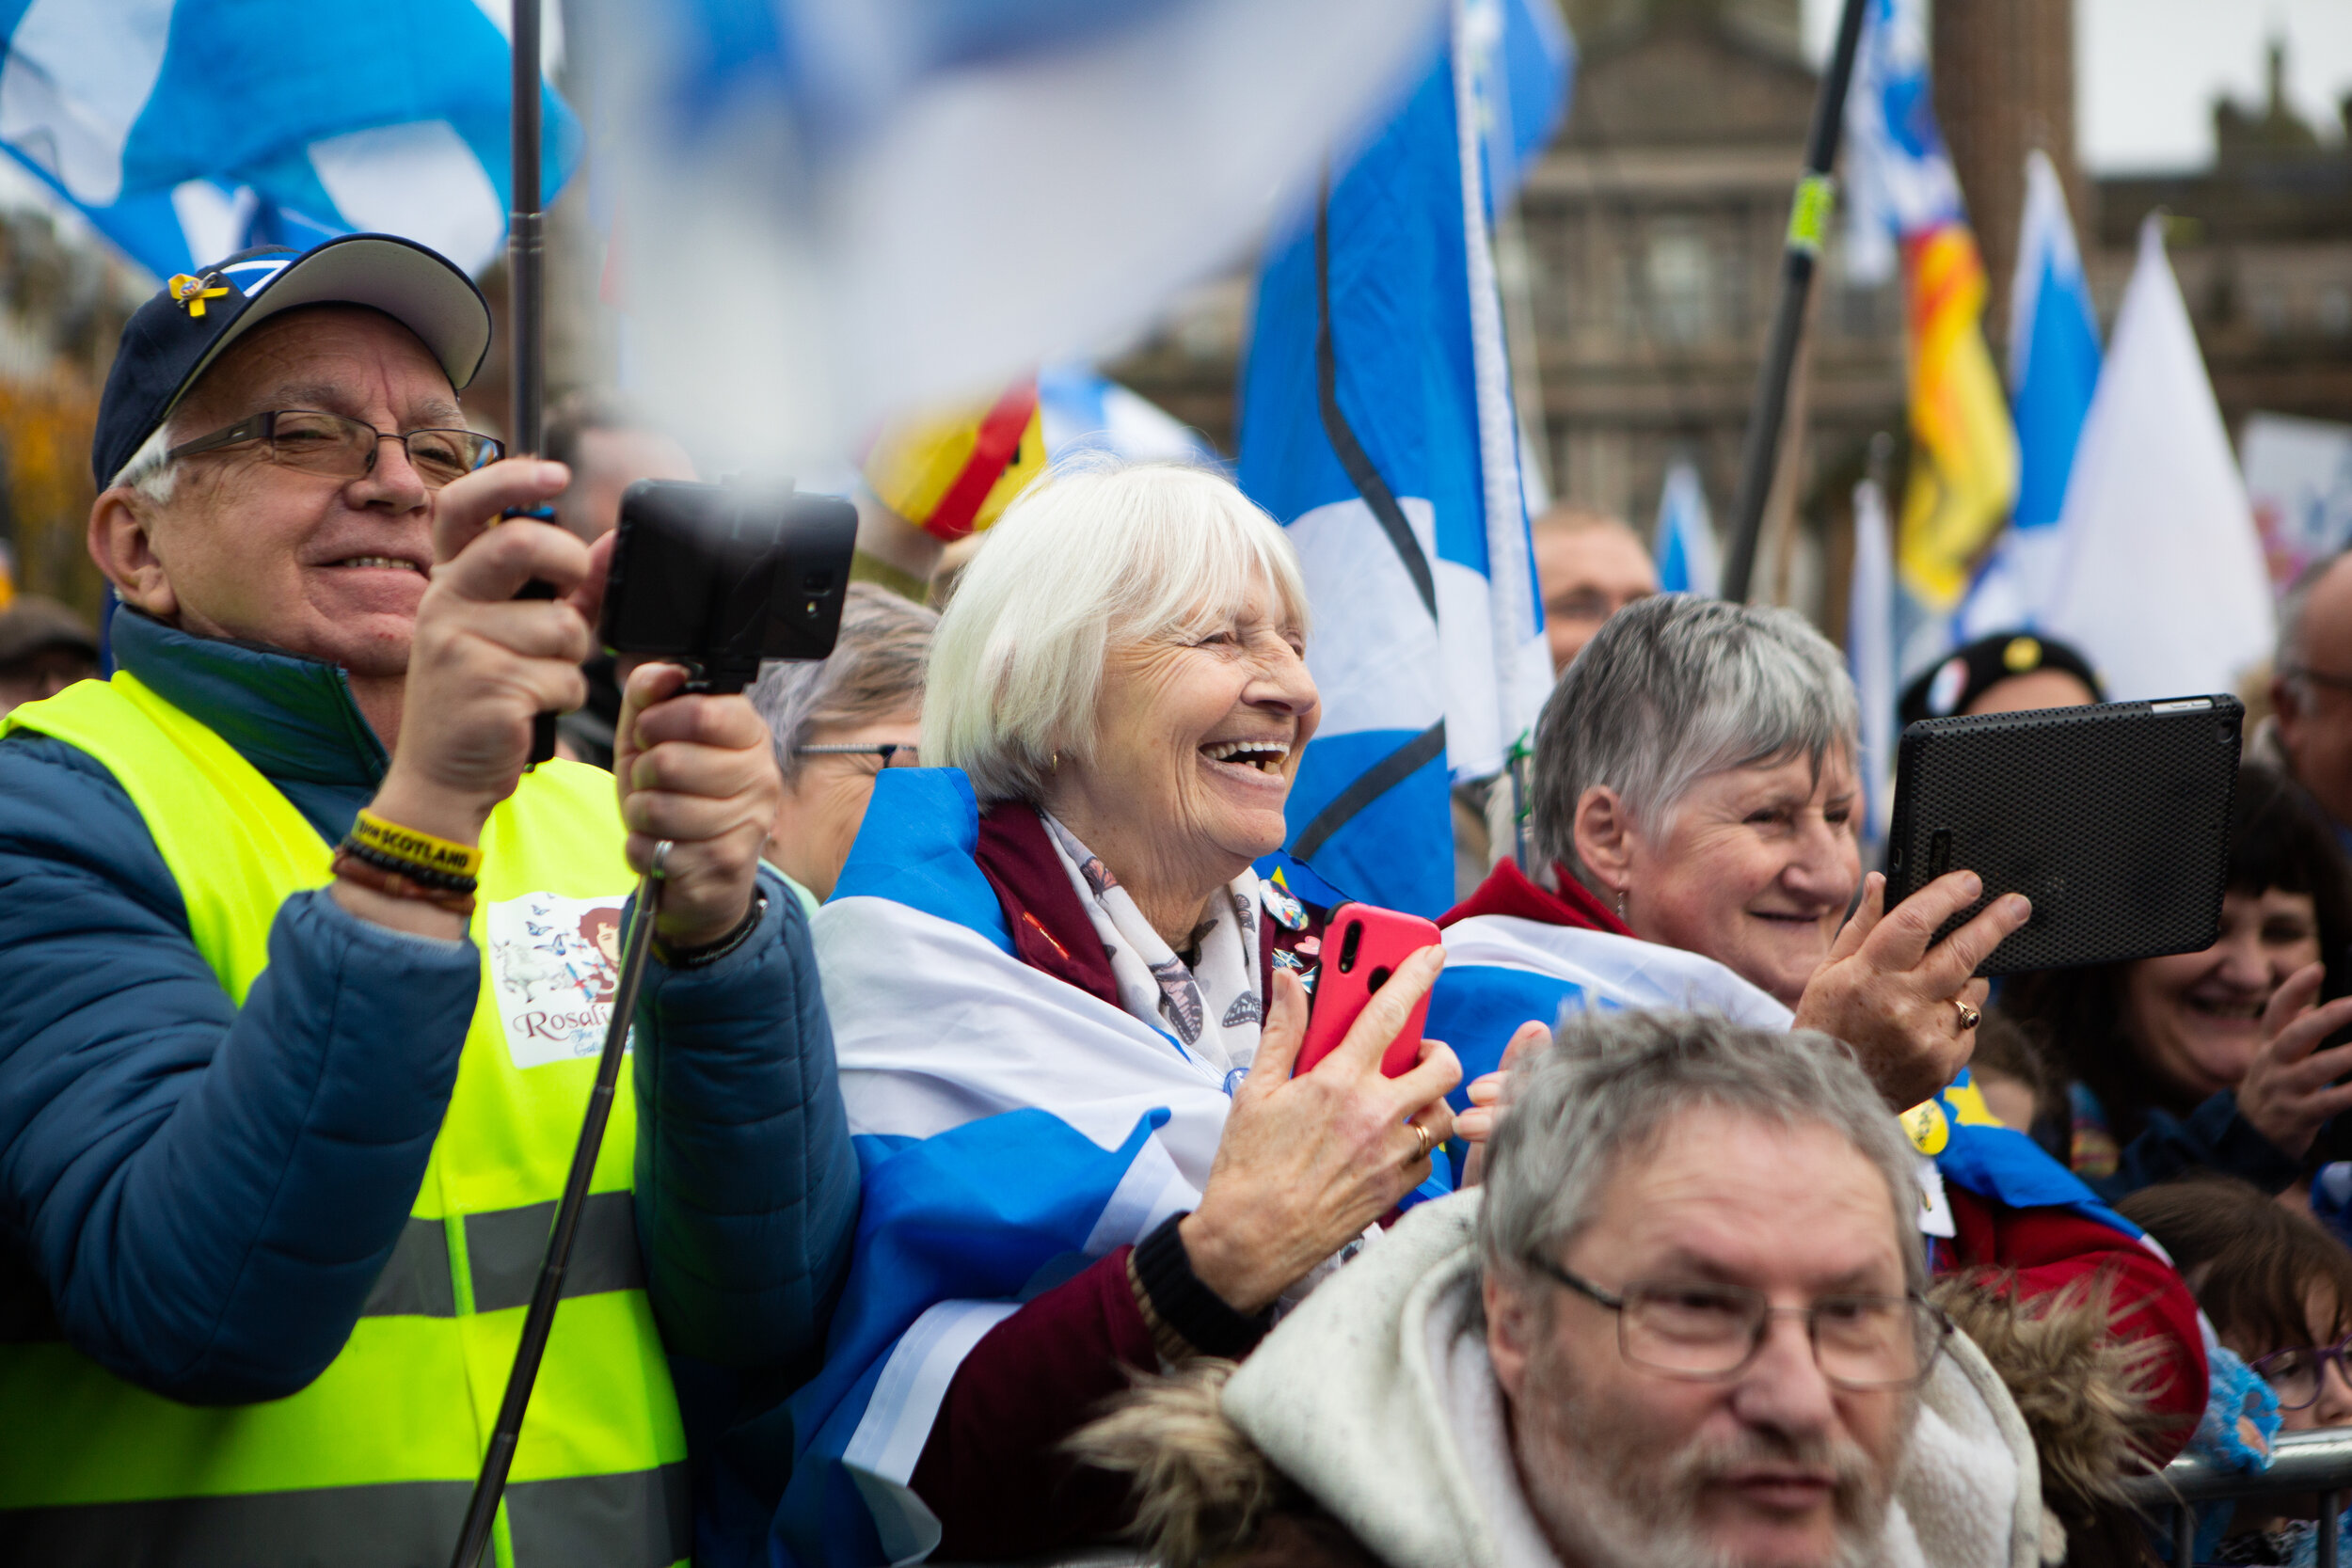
[0,236,856,1563]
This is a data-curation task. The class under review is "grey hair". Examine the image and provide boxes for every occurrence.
[921,456,1310,804]
[748,582,938,783]
[109,424,179,505]
[1529,594,1859,888]
[1475,1009,1924,1297]
[2277,550,2351,704]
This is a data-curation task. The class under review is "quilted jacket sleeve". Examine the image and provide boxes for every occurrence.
[0,736,478,1404]
[628,867,859,1373]
[2090,1090,2301,1203]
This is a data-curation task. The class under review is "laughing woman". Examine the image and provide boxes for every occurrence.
[764,463,1461,1566]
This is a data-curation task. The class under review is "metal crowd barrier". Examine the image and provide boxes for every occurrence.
[2122,1428,2352,1566]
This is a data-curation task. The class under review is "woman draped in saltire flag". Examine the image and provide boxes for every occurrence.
[765,462,1461,1567]
[1434,594,2208,1471]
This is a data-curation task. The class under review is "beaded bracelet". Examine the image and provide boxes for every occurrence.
[337,836,479,895]
[331,847,477,917]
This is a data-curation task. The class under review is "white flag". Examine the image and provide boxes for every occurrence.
[2041,216,2273,701]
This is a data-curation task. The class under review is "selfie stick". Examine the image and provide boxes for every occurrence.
[508,0,561,767]
[1718,0,1868,603]
[448,841,671,1568]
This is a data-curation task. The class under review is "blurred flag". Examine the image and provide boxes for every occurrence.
[1843,0,2017,613]
[1848,475,1896,846]
[0,0,578,278]
[2041,217,2273,700]
[1654,457,1720,596]
[1959,149,2102,637]
[1036,364,1220,469]
[1236,0,1570,918]
[600,0,1451,468]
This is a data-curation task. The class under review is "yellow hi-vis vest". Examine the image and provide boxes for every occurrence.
[0,672,688,1568]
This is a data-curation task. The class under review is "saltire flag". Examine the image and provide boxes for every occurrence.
[1843,0,2017,614]
[2041,217,2274,700]
[1425,915,2144,1236]
[597,0,1450,470]
[1236,0,1571,919]
[1849,474,1897,847]
[0,0,579,280]
[1037,363,1221,470]
[1959,149,2103,638]
[771,770,1444,1564]
[1654,456,1721,596]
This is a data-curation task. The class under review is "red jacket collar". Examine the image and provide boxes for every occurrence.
[1438,858,1632,937]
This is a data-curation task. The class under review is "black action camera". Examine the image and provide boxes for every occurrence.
[599,479,860,692]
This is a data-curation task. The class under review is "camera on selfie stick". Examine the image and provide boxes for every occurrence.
[450,5,857,1564]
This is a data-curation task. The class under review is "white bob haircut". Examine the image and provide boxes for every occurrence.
[923,459,1311,805]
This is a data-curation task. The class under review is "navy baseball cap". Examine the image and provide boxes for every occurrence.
[92,232,493,488]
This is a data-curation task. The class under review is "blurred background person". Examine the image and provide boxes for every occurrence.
[2122,1175,2352,1563]
[0,595,98,717]
[2271,551,2352,849]
[746,583,935,913]
[2002,762,2352,1200]
[1531,501,1656,675]
[542,389,699,768]
[1898,629,2104,727]
[542,388,697,545]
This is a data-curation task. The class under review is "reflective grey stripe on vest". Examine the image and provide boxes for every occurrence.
[0,1192,644,1343]
[360,1189,645,1317]
[0,1461,690,1568]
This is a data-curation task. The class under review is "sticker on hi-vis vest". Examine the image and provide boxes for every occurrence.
[487,892,631,1069]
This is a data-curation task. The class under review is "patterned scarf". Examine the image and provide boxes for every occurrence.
[1041,814,1264,1083]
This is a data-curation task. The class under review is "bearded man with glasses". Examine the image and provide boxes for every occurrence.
[0,238,857,1565]
[1073,1010,2149,1568]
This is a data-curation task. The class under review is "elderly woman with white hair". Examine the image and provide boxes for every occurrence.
[763,463,1460,1566]
[1434,594,2210,1470]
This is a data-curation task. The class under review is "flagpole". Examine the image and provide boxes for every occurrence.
[1720,0,1870,603]
[509,0,545,459]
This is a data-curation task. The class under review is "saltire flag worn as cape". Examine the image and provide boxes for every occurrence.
[0,0,579,278]
[1427,911,2145,1239]
[771,769,1442,1565]
[1236,0,1569,919]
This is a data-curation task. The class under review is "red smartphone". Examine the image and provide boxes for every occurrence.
[1292,902,1441,1078]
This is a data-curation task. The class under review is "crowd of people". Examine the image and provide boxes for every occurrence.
[9,233,2352,1568]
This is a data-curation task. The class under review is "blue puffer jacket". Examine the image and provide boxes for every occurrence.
[0,610,858,1406]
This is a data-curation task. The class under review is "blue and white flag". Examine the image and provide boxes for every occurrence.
[0,0,579,279]
[1236,0,1570,919]
[1849,475,1897,847]
[1037,363,1220,470]
[1959,149,2103,638]
[1654,456,1721,597]
[1427,914,2141,1236]
[771,769,1443,1565]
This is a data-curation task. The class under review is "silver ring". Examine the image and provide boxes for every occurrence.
[1954,999,1981,1033]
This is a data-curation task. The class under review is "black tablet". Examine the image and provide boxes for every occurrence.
[1883,695,2244,976]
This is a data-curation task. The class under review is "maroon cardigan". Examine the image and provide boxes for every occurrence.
[909,803,1326,1559]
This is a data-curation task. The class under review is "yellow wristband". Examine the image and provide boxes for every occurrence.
[350,808,485,879]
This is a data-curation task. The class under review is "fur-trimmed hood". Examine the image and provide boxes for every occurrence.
[1078,1193,2079,1568]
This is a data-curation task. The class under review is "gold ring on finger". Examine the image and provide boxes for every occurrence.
[1408,1122,1433,1164]
[1954,999,1981,1033]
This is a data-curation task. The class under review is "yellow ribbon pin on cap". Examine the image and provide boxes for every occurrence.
[167,273,231,318]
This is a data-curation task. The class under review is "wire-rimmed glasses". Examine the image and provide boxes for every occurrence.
[165,409,503,489]
[1531,1258,1952,1390]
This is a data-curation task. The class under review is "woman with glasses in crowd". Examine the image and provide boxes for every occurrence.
[749,462,1458,1567]
[2002,762,2352,1201]
[746,583,936,914]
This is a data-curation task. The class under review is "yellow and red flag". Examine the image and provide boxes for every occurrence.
[1896,224,2018,609]
[859,381,1046,543]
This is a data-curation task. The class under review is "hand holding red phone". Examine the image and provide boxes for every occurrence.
[1177,946,1461,1316]
[1294,903,1442,1079]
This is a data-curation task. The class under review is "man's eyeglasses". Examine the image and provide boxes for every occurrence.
[1531,1258,1952,1390]
[2251,1332,2352,1410]
[165,409,503,489]
[794,743,919,769]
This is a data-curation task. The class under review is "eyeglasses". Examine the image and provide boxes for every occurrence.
[1531,1258,1952,1390]
[794,743,920,769]
[2251,1332,2352,1410]
[165,409,503,489]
